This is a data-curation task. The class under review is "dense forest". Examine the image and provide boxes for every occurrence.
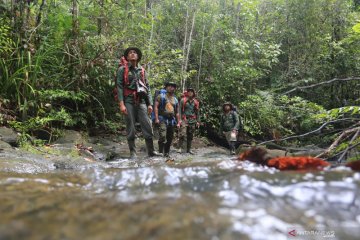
[1,0,360,160]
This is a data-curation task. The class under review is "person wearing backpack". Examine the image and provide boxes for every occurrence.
[177,88,200,154]
[220,102,240,155]
[116,47,160,158]
[153,82,180,158]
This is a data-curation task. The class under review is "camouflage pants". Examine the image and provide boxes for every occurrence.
[178,123,196,151]
[224,130,238,151]
[154,121,175,154]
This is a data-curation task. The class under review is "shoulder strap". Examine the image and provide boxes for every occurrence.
[194,99,199,111]
[174,97,178,107]
[231,111,236,122]
[159,92,167,109]
[122,65,129,86]
[182,96,187,112]
[140,66,146,84]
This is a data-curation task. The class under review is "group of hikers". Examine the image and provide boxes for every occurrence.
[116,47,240,159]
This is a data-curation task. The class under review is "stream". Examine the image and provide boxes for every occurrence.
[0,145,360,240]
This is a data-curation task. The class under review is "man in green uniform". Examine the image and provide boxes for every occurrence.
[220,102,240,155]
[178,88,200,154]
[154,82,180,158]
[117,47,160,158]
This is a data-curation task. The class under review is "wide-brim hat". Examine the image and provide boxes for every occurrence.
[186,87,196,97]
[123,47,142,62]
[165,82,177,88]
[186,87,195,93]
[223,102,233,110]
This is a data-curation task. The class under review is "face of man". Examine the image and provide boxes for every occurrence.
[127,50,139,61]
[166,85,176,94]
[224,105,231,112]
[187,91,194,98]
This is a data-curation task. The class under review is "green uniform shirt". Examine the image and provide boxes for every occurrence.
[179,97,199,125]
[116,63,152,105]
[220,111,240,132]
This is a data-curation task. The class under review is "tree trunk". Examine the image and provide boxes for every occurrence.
[234,2,241,35]
[97,0,104,35]
[182,11,196,92]
[147,4,155,75]
[69,0,79,82]
[181,8,189,89]
[197,24,205,94]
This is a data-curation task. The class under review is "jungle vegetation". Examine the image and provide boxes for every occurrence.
[0,0,359,160]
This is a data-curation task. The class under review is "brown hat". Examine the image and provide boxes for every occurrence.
[186,88,196,97]
[165,82,177,88]
[123,47,142,62]
[223,102,233,111]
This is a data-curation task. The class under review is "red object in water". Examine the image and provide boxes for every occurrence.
[346,160,360,172]
[267,156,330,170]
[238,147,330,171]
[238,147,269,165]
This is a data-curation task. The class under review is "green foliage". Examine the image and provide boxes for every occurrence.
[0,18,15,55]
[316,106,360,121]
[37,89,88,103]
[278,95,326,132]
[238,92,325,139]
[1,0,359,147]
[239,92,285,137]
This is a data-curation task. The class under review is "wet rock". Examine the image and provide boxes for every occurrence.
[55,130,88,144]
[0,140,12,150]
[0,127,19,147]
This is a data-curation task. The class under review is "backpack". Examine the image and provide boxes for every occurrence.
[113,56,146,101]
[228,107,242,131]
[181,91,199,113]
[151,89,178,122]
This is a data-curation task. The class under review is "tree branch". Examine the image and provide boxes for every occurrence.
[283,77,360,95]
[316,126,360,158]
[329,141,360,163]
[337,129,360,163]
[258,118,359,145]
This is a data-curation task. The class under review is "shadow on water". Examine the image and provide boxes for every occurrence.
[1,147,360,240]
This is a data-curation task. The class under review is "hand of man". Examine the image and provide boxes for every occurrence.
[119,103,127,115]
[196,122,200,128]
[177,121,182,128]
[147,105,153,115]
[155,118,160,124]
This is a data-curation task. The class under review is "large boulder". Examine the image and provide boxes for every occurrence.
[0,140,12,150]
[0,127,19,147]
[55,130,88,144]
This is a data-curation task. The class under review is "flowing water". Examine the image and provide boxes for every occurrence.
[0,147,360,240]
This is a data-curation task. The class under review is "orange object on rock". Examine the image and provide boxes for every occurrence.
[267,156,330,170]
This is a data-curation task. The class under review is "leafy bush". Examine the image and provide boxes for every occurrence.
[238,92,326,139]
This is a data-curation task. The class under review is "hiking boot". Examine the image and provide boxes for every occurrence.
[187,150,195,155]
[230,142,236,155]
[145,138,162,157]
[164,142,172,158]
[186,141,194,154]
[128,140,137,159]
[158,142,164,155]
[130,151,138,159]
